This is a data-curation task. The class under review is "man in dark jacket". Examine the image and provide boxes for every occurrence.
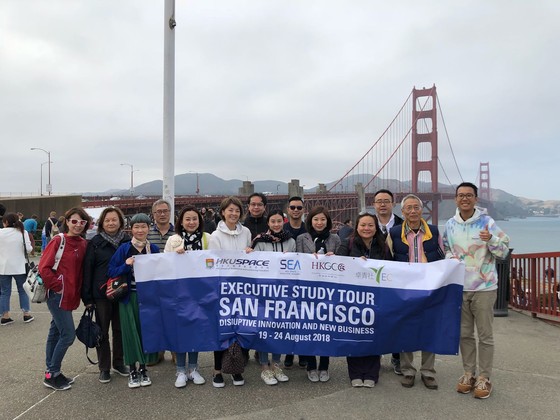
[386,194,444,391]
[244,193,268,239]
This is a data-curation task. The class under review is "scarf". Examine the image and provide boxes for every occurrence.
[310,229,330,253]
[251,230,292,248]
[182,231,203,251]
[131,237,151,254]
[100,231,125,249]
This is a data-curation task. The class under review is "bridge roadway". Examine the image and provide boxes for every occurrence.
[2,258,559,419]
[84,191,458,225]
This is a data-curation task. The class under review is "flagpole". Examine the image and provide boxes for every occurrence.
[163,0,176,216]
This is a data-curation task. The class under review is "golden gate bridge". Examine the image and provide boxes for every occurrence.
[85,85,491,224]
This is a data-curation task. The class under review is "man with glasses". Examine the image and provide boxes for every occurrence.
[147,199,174,365]
[372,189,403,375]
[283,196,307,369]
[373,189,403,236]
[386,194,444,391]
[244,193,268,239]
[443,182,509,399]
[283,196,306,240]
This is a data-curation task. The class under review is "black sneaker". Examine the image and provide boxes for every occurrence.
[99,371,111,383]
[58,373,75,385]
[212,373,225,388]
[128,371,141,389]
[43,373,71,391]
[391,357,403,375]
[112,365,130,377]
[1,318,14,326]
[23,315,35,323]
[139,369,151,387]
[232,373,245,386]
[298,358,307,369]
[284,355,294,369]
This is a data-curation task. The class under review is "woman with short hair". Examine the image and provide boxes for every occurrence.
[82,207,130,384]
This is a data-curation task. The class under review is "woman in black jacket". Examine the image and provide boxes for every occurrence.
[336,212,386,388]
[82,207,130,383]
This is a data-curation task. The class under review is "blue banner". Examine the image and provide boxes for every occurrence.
[134,251,464,357]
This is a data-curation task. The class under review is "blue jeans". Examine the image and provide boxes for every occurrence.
[175,352,200,373]
[0,274,30,314]
[258,352,281,366]
[45,292,76,375]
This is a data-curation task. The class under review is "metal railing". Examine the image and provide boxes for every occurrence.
[510,252,560,320]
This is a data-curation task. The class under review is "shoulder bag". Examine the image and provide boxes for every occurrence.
[75,307,102,364]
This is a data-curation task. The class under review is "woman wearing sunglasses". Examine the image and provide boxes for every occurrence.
[39,207,91,391]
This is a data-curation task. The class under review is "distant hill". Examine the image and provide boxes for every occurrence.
[93,172,559,217]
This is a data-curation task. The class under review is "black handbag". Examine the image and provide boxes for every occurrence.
[75,307,103,364]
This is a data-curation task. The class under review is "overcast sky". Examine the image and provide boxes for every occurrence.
[1,1,558,200]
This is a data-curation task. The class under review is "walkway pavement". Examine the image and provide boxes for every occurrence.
[1,290,559,420]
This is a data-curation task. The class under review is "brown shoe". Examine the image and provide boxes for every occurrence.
[457,373,476,393]
[473,376,492,399]
[401,375,415,388]
[421,375,438,390]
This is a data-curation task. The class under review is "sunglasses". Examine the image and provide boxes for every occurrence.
[289,206,303,210]
[68,219,87,226]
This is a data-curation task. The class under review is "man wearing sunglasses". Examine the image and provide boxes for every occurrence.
[283,196,306,240]
[282,196,307,369]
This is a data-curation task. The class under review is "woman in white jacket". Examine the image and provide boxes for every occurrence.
[0,213,34,325]
[208,197,252,388]
[164,205,210,388]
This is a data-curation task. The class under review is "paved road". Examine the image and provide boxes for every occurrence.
[1,292,559,420]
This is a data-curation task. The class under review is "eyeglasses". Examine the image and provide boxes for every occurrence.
[457,193,475,199]
[403,206,422,212]
[155,209,170,215]
[249,203,264,207]
[289,205,303,210]
[374,199,392,205]
[68,219,87,226]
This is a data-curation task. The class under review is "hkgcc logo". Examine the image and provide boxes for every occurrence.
[310,261,345,272]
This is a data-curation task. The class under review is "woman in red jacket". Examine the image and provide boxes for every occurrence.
[39,207,91,391]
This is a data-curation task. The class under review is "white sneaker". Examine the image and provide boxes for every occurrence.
[261,370,278,386]
[307,370,319,382]
[319,370,330,382]
[175,372,187,388]
[188,368,206,385]
[273,364,289,382]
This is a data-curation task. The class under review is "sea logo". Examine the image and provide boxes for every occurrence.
[280,259,301,271]
[369,266,385,284]
[206,258,215,269]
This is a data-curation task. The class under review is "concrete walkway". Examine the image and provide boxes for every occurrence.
[1,292,559,420]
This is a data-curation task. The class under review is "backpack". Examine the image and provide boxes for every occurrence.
[49,218,60,238]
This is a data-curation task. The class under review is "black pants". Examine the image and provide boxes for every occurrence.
[347,355,381,382]
[94,299,124,371]
[304,355,329,371]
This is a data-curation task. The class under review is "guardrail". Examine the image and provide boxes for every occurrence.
[510,252,560,321]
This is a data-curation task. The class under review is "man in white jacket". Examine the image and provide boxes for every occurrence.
[443,182,510,400]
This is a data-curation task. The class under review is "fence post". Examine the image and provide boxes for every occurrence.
[494,249,513,317]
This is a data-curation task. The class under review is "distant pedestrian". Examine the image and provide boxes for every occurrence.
[337,219,353,241]
[0,213,34,326]
[44,211,60,245]
[443,182,510,399]
[23,214,38,256]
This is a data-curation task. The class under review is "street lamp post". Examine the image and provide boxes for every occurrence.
[40,161,50,196]
[31,148,51,195]
[188,171,200,195]
[120,163,138,196]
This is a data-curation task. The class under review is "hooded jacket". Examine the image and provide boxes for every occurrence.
[443,207,510,292]
[39,233,87,310]
[208,221,252,250]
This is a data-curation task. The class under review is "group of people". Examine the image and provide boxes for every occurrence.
[0,183,509,400]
